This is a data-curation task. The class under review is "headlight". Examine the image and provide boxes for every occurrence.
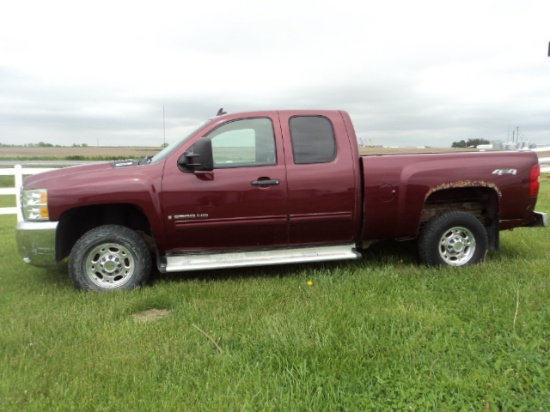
[21,189,49,221]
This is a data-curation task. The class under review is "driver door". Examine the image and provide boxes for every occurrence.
[161,115,288,253]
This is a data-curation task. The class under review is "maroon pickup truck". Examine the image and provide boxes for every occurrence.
[16,110,547,291]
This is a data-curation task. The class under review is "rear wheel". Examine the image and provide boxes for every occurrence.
[418,211,488,267]
[69,225,151,291]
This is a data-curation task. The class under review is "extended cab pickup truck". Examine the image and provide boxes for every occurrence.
[16,110,547,291]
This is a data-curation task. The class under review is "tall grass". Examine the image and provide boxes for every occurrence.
[0,179,548,411]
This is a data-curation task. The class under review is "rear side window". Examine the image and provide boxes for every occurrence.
[289,116,336,164]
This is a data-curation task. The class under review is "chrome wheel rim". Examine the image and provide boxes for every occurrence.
[85,243,135,288]
[438,226,476,266]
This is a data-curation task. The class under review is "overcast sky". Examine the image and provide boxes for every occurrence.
[1,0,549,148]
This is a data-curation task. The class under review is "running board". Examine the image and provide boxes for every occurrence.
[161,244,361,273]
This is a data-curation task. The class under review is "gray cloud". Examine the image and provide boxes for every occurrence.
[1,0,549,149]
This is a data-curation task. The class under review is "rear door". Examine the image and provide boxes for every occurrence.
[278,111,359,245]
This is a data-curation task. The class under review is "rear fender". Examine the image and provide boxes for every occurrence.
[421,184,501,250]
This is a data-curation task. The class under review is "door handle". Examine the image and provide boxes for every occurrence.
[251,179,280,187]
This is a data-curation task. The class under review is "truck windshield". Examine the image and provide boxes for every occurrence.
[149,120,211,164]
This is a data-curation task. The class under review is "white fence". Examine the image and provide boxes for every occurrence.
[541,157,550,173]
[0,165,55,222]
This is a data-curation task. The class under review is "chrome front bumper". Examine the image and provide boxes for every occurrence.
[16,221,59,268]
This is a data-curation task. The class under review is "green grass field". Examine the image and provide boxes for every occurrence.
[0,178,549,411]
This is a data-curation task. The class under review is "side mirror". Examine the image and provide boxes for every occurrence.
[178,138,214,172]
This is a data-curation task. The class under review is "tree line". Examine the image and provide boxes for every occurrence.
[451,138,490,148]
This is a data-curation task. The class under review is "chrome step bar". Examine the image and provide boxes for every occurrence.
[162,244,361,273]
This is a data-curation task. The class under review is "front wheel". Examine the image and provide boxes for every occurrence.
[69,225,152,291]
[418,211,488,267]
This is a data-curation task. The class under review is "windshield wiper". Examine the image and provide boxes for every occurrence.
[138,155,153,165]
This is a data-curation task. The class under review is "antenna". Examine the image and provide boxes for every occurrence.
[163,105,166,147]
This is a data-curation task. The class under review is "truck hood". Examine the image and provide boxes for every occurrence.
[22,161,138,190]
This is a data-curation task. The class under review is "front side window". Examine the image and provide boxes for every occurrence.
[289,116,336,164]
[206,118,276,168]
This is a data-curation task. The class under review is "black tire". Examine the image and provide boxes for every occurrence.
[418,211,488,267]
[69,225,152,291]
